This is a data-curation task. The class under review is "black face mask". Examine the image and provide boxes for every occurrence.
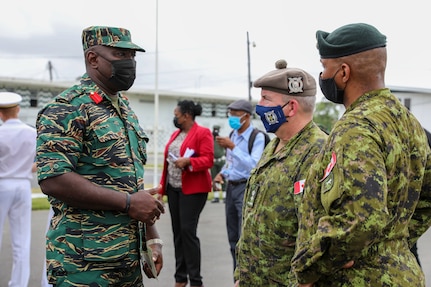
[109,59,137,91]
[319,71,344,104]
[173,117,182,129]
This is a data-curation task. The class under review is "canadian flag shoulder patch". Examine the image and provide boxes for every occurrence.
[294,179,305,195]
[320,152,337,182]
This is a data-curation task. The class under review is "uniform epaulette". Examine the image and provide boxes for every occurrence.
[55,85,88,104]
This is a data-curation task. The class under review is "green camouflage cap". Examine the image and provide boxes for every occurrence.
[82,26,145,52]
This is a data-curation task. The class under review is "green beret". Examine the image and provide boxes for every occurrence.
[82,26,145,52]
[316,23,386,59]
[253,60,316,97]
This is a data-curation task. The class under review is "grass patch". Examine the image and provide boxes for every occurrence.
[32,197,50,210]
[31,188,218,211]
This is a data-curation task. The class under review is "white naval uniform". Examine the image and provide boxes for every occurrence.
[0,118,36,287]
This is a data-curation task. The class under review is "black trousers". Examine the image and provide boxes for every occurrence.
[167,185,207,286]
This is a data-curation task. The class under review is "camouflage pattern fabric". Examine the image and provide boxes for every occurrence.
[82,26,145,52]
[211,138,225,179]
[234,121,327,286]
[36,73,149,286]
[291,89,431,286]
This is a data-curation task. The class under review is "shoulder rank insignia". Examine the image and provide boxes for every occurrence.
[90,92,103,104]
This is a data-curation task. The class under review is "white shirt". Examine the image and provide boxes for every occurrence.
[0,119,37,179]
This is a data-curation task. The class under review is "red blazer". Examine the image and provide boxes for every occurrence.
[159,122,214,195]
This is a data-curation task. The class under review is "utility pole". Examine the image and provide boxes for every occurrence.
[247,31,251,102]
[47,61,53,82]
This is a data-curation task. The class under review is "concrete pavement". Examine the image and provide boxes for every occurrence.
[0,201,234,287]
[1,201,431,287]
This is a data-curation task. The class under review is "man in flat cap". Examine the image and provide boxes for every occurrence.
[36,26,165,286]
[291,23,431,286]
[213,99,266,275]
[0,92,36,287]
[233,60,327,286]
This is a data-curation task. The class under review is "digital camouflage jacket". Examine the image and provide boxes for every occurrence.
[292,89,431,286]
[235,121,327,286]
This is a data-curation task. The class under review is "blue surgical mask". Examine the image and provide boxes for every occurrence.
[255,102,289,133]
[228,114,245,130]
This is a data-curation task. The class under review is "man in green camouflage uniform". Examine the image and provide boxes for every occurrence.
[291,23,431,287]
[234,60,327,286]
[36,26,165,286]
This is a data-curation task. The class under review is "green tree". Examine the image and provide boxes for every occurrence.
[313,100,341,133]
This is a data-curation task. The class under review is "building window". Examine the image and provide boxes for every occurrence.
[30,98,38,107]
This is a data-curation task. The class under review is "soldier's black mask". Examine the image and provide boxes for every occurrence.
[319,70,344,104]
[108,59,137,91]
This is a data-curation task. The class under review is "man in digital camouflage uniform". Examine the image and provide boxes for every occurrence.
[234,59,327,286]
[291,23,431,287]
[36,26,165,286]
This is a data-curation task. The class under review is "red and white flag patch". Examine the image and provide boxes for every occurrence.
[320,152,337,182]
[294,179,305,194]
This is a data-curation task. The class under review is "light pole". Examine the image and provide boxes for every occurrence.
[153,0,159,186]
[247,31,251,102]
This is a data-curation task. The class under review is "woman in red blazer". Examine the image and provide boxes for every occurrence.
[159,100,214,287]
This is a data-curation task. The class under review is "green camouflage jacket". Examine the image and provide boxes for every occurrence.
[292,89,431,286]
[235,121,327,286]
[36,74,148,279]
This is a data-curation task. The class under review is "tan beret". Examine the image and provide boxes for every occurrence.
[253,60,316,97]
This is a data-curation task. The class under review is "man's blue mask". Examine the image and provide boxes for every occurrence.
[255,102,289,133]
[228,114,245,130]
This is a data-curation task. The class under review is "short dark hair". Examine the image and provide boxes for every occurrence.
[177,100,202,120]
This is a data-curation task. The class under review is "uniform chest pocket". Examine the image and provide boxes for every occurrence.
[93,124,124,143]
[129,124,149,165]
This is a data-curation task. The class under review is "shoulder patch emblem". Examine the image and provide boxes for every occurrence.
[294,179,305,195]
[322,172,334,193]
[320,152,336,182]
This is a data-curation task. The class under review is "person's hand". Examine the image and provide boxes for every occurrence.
[213,173,224,185]
[128,185,165,225]
[142,243,163,278]
[216,136,235,150]
[234,280,240,287]
[342,260,354,269]
[174,157,190,169]
[156,193,164,203]
[297,261,354,287]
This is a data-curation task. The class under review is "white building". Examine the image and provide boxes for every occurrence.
[1,78,430,152]
[0,78,266,153]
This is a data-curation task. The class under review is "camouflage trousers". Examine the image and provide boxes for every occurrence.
[50,263,143,287]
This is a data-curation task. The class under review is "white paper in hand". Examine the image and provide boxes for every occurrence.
[184,147,195,158]
[141,244,158,279]
[139,222,158,279]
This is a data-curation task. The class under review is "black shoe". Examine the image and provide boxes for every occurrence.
[211,198,220,203]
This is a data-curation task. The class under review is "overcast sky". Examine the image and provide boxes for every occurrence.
[1,0,430,101]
